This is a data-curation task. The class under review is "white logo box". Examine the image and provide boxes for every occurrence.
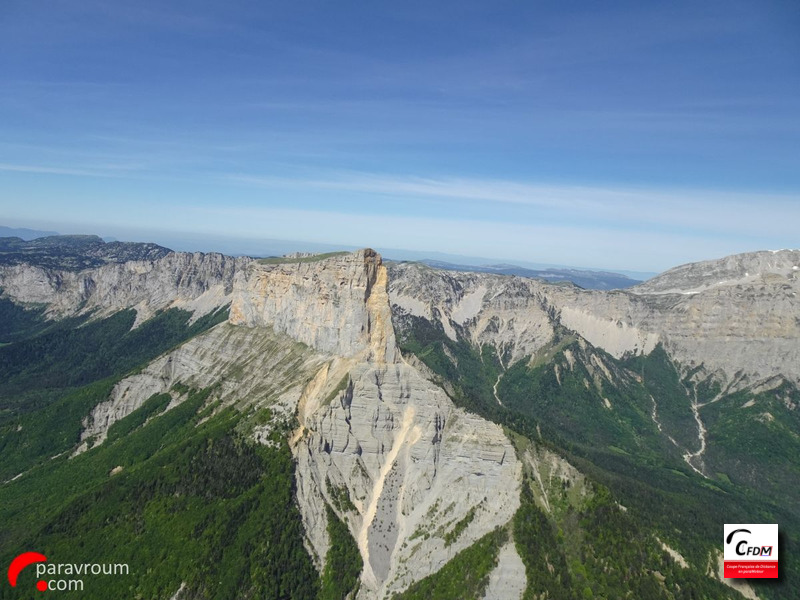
[724,524,778,579]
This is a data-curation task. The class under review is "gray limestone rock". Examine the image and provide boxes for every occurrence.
[388,252,800,386]
[2,245,797,599]
[296,362,521,599]
[0,251,247,324]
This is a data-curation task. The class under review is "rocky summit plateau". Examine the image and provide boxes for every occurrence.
[0,236,798,600]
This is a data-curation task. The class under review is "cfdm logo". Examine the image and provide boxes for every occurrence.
[723,524,779,579]
[7,552,130,592]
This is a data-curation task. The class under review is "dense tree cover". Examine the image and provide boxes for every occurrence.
[0,235,170,270]
[0,297,50,343]
[0,377,117,482]
[105,393,172,443]
[701,381,800,515]
[396,316,799,599]
[514,483,573,600]
[0,388,319,600]
[392,528,507,600]
[0,306,228,404]
[498,342,666,458]
[1,294,798,598]
[0,307,228,480]
[394,314,505,423]
[625,344,699,451]
[319,506,362,600]
[513,474,746,600]
[0,304,319,599]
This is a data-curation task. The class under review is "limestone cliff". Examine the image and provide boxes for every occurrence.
[295,361,520,599]
[632,249,800,295]
[388,251,800,386]
[4,245,796,599]
[229,249,395,361]
[245,251,523,598]
[76,323,328,452]
[0,250,247,324]
[45,248,524,598]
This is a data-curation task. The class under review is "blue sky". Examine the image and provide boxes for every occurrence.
[1,0,798,271]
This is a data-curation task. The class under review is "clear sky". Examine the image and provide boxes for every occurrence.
[1,0,798,272]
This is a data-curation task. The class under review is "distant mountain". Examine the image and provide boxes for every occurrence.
[0,244,797,599]
[0,234,172,270]
[632,249,800,295]
[0,225,59,240]
[2,226,659,280]
[414,259,642,290]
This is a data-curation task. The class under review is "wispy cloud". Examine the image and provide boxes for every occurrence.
[0,162,142,178]
[185,203,774,272]
[227,171,800,238]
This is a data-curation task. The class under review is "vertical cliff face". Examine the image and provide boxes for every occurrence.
[388,254,800,387]
[57,248,523,597]
[544,279,800,387]
[0,251,248,324]
[263,252,522,598]
[229,249,396,362]
[75,249,399,452]
[4,243,796,598]
[388,264,558,365]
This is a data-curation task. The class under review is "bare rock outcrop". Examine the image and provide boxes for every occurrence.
[6,244,795,598]
[632,249,800,295]
[388,252,800,386]
[0,251,247,324]
[77,323,327,452]
[482,541,527,600]
[272,252,522,597]
[389,265,557,365]
[53,248,524,598]
[230,249,396,361]
[296,361,521,599]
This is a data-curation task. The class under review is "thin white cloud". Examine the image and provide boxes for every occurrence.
[186,204,769,272]
[0,162,142,178]
[228,171,800,238]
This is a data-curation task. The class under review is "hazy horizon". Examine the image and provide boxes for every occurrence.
[2,1,799,272]
[9,219,800,281]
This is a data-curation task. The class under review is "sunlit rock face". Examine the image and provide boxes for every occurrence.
[388,250,800,387]
[229,249,396,362]
[0,251,247,324]
[4,245,798,599]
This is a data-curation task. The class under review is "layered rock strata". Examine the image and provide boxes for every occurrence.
[0,251,247,324]
[388,251,800,386]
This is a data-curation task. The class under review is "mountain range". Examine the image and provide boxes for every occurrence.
[0,230,650,289]
[414,259,642,290]
[0,235,797,600]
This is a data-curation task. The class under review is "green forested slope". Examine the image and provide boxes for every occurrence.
[0,306,228,481]
[394,313,799,600]
[1,293,797,599]
[0,387,319,599]
[0,304,358,600]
